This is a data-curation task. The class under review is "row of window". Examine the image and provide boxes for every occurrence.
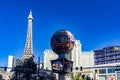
[95,57,120,60]
[95,51,120,55]
[95,48,120,53]
[95,59,120,65]
[95,54,120,58]
[97,68,115,74]
[95,54,120,59]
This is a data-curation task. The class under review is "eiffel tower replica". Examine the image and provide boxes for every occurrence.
[22,11,34,61]
[11,11,36,80]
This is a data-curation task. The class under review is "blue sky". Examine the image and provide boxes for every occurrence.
[0,0,120,66]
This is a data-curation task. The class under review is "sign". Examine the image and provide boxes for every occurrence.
[107,74,116,80]
[51,58,73,73]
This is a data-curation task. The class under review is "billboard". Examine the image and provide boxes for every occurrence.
[63,60,73,72]
[52,60,63,71]
[107,74,116,80]
[51,59,73,73]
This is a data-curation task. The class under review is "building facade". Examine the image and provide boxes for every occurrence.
[7,55,22,72]
[44,49,58,70]
[81,51,94,78]
[94,46,120,80]
[82,51,94,67]
[94,46,120,65]
[71,40,82,69]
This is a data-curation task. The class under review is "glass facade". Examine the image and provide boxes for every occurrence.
[108,68,115,73]
[99,69,106,74]
[95,68,116,80]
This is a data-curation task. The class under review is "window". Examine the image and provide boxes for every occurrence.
[108,68,115,73]
[99,69,106,74]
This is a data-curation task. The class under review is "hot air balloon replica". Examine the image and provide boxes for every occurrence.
[50,29,75,80]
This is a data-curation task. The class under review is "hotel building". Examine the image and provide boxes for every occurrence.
[94,46,120,80]
[44,40,94,78]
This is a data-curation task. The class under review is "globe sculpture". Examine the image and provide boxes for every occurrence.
[51,29,75,54]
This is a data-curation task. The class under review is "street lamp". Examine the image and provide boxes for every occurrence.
[37,56,40,80]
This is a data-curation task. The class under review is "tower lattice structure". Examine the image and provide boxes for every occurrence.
[22,11,34,61]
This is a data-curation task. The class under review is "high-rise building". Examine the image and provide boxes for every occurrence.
[81,51,94,78]
[82,51,94,67]
[22,11,34,61]
[94,46,120,65]
[94,46,120,80]
[71,40,82,69]
[7,56,22,72]
[71,40,94,78]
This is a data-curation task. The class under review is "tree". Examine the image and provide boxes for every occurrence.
[22,57,37,80]
[71,73,75,80]
[76,73,83,80]
[71,73,83,80]
[12,57,37,80]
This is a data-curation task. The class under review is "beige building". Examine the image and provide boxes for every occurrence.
[71,40,94,78]
[71,40,82,69]
[44,49,58,70]
[82,51,94,67]
[81,51,94,78]
[43,40,94,78]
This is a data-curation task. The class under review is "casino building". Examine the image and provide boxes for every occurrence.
[44,49,58,70]
[94,46,120,80]
[44,40,94,78]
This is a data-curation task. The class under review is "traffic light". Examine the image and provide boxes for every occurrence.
[4,66,7,71]
[76,67,79,70]
[80,66,82,71]
[71,66,73,72]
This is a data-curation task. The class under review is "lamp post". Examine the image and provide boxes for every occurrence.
[37,56,40,80]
